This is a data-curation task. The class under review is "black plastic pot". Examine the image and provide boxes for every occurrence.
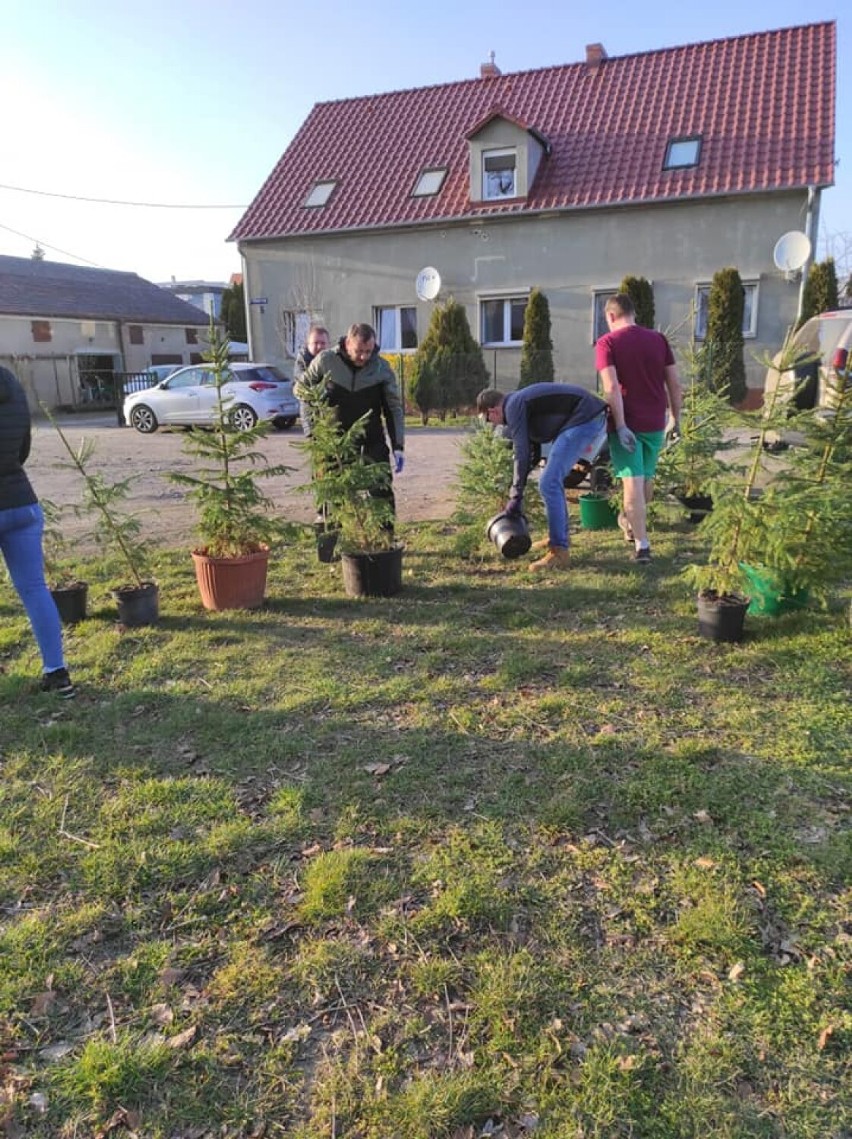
[485,511,532,559]
[315,521,340,563]
[696,592,748,643]
[113,581,159,626]
[341,545,403,598]
[676,492,713,524]
[51,582,88,624]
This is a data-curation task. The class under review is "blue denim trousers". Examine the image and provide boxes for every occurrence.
[0,502,65,673]
[537,413,607,549]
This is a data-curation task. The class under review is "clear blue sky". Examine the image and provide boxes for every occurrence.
[4,0,849,284]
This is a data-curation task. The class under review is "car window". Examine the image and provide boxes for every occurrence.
[165,369,202,390]
[231,366,288,384]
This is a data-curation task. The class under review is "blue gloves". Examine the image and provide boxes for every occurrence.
[505,497,522,516]
[616,426,637,453]
[392,450,405,474]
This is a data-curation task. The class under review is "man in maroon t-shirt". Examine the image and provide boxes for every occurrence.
[595,294,682,563]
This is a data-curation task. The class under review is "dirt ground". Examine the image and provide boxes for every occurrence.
[28,413,467,551]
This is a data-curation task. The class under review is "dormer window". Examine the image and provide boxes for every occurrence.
[412,168,447,197]
[663,137,701,170]
[304,180,336,208]
[483,149,517,199]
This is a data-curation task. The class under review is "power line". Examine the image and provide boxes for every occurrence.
[0,182,248,210]
[0,221,103,267]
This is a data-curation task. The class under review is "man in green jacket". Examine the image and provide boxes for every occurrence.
[297,322,405,519]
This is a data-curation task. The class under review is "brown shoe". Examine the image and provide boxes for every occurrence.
[529,546,570,571]
[529,536,551,551]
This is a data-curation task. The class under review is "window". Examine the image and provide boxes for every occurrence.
[481,296,527,345]
[185,328,198,345]
[31,320,51,343]
[592,290,618,342]
[279,310,311,357]
[129,325,144,345]
[304,180,336,208]
[695,280,759,339]
[375,306,418,351]
[482,149,517,199]
[664,136,701,170]
[413,168,447,197]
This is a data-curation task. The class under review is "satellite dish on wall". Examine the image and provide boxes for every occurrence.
[773,231,811,273]
[415,266,441,301]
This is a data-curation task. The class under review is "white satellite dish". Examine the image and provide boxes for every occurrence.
[415,266,441,301]
[773,231,811,273]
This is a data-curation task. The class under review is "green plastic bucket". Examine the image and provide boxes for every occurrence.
[579,494,618,530]
[740,563,809,617]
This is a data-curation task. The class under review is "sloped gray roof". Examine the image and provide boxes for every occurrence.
[0,256,209,325]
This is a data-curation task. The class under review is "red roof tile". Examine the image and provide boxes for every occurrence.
[230,22,835,242]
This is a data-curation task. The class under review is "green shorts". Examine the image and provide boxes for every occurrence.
[609,430,665,480]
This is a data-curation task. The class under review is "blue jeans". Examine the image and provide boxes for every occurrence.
[538,413,607,549]
[0,502,65,673]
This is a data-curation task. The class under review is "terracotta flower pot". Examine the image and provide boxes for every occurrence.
[191,547,270,611]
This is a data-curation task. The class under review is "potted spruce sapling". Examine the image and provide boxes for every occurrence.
[47,416,158,626]
[732,344,852,616]
[683,336,849,639]
[451,415,537,558]
[41,498,88,624]
[298,381,403,597]
[168,324,293,610]
[655,343,734,523]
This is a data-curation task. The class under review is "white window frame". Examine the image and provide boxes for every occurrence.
[664,137,701,170]
[480,294,528,346]
[482,148,517,200]
[374,305,418,352]
[412,168,447,197]
[279,309,311,357]
[304,180,336,208]
[694,280,760,340]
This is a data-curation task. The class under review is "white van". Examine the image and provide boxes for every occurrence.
[764,310,852,414]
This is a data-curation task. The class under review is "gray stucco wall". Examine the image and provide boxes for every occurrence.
[239,190,813,394]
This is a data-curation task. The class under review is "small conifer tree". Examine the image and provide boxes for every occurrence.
[705,267,747,406]
[411,300,489,418]
[798,257,839,328]
[220,280,247,342]
[619,275,655,328]
[519,287,554,387]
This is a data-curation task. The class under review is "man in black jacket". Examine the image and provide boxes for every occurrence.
[297,323,405,520]
[0,366,75,696]
[477,382,607,571]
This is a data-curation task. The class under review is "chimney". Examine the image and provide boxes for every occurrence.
[585,43,608,70]
[480,51,501,79]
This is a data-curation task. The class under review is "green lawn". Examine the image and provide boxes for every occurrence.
[1,519,849,1138]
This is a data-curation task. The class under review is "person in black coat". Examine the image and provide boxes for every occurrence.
[0,366,75,697]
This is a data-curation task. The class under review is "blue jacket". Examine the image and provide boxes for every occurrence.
[503,382,606,502]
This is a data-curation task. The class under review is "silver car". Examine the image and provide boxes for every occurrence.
[123,363,299,433]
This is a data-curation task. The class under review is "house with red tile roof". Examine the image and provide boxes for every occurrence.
[230,22,835,393]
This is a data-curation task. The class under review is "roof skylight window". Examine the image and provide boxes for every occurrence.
[304,180,337,208]
[412,168,447,197]
[663,137,701,170]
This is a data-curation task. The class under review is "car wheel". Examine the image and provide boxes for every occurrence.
[274,416,297,430]
[130,404,158,434]
[230,404,258,431]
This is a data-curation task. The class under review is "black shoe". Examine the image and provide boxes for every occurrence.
[632,546,652,564]
[41,668,76,699]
